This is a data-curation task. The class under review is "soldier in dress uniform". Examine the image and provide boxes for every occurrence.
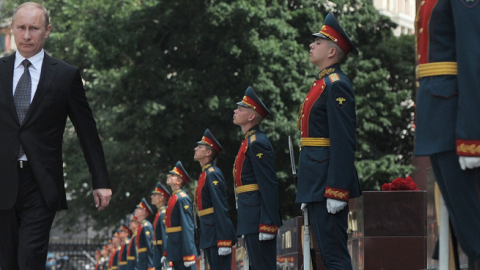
[45,253,57,270]
[108,232,121,270]
[127,214,140,270]
[150,182,171,270]
[101,244,110,270]
[415,1,480,268]
[163,161,197,270]
[95,249,103,270]
[232,86,282,270]
[118,223,132,270]
[194,129,237,270]
[135,198,155,270]
[294,13,362,270]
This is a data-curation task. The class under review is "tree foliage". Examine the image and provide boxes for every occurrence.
[1,0,415,232]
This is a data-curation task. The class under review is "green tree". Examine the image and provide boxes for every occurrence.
[1,0,415,232]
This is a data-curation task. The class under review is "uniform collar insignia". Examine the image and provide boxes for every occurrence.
[202,163,212,172]
[244,129,256,139]
[173,189,183,195]
[318,67,336,79]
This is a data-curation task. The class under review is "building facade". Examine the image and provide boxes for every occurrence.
[373,0,415,35]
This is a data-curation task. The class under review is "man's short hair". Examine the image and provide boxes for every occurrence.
[12,2,50,29]
[252,110,264,124]
[171,174,185,187]
[205,145,219,161]
[328,40,347,63]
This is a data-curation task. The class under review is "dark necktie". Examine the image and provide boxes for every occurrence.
[13,59,32,157]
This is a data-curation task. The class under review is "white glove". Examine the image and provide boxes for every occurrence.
[259,232,275,241]
[326,198,347,214]
[218,247,232,256]
[301,203,307,210]
[161,256,166,264]
[184,261,195,267]
[459,156,480,170]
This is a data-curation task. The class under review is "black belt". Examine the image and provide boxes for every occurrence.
[18,160,30,169]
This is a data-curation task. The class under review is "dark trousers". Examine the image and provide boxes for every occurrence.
[205,246,232,270]
[245,233,276,270]
[172,260,196,270]
[308,201,352,270]
[430,151,480,260]
[0,163,57,270]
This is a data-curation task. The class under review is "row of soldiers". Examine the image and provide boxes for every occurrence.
[93,84,280,270]
[94,12,362,270]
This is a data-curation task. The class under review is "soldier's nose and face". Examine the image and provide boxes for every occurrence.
[151,193,160,205]
[166,174,174,185]
[194,145,207,160]
[233,106,249,125]
[309,37,329,66]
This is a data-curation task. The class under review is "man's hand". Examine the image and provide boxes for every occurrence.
[259,232,275,241]
[218,247,232,256]
[459,156,480,170]
[93,188,112,211]
[326,198,347,214]
[184,261,195,267]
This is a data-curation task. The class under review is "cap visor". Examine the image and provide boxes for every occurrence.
[236,102,250,108]
[312,33,328,39]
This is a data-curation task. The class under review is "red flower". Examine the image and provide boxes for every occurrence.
[382,176,419,191]
[381,183,391,191]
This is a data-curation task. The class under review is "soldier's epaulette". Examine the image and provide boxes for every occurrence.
[179,191,187,198]
[249,134,257,144]
[208,167,215,172]
[143,221,149,226]
[328,73,340,83]
[161,209,166,214]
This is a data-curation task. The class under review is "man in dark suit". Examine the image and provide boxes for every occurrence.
[0,3,112,269]
[295,13,361,270]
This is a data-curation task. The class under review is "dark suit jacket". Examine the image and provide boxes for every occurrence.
[0,52,111,211]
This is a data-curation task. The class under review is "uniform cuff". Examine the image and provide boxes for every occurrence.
[456,139,480,156]
[259,224,278,234]
[183,255,195,262]
[217,240,232,247]
[324,187,350,201]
